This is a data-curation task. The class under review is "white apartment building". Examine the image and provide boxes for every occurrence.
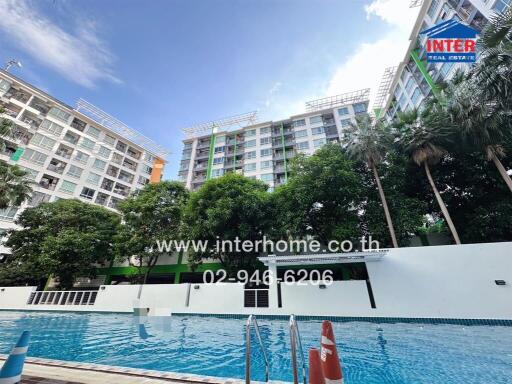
[179,89,369,191]
[379,0,510,120]
[0,69,168,256]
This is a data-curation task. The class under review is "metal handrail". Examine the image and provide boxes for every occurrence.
[289,314,307,384]
[245,315,270,383]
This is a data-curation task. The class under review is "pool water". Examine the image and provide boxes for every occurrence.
[0,311,511,383]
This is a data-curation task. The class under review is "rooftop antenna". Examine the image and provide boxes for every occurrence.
[4,59,22,72]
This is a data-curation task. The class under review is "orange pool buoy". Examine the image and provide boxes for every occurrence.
[309,348,326,384]
[320,320,343,384]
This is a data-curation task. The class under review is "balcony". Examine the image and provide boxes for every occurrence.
[71,118,87,132]
[47,159,67,174]
[29,97,50,115]
[122,158,137,171]
[39,174,59,191]
[95,192,110,206]
[118,170,134,184]
[9,89,31,104]
[113,183,131,197]
[56,145,73,159]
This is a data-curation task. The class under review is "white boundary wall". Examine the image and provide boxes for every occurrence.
[1,242,511,319]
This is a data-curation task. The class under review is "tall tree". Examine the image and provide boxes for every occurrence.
[0,162,33,209]
[395,108,461,245]
[183,173,272,273]
[343,115,398,247]
[115,181,189,285]
[6,199,120,289]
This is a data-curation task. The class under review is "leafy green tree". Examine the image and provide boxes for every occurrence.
[0,162,33,209]
[395,108,461,244]
[115,181,189,284]
[272,143,363,245]
[343,115,398,247]
[0,107,13,147]
[6,199,120,289]
[183,173,271,272]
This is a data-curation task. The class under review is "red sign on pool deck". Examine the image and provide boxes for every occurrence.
[421,19,479,63]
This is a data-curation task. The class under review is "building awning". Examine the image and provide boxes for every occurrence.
[258,250,388,266]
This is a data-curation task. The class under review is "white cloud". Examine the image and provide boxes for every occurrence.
[264,81,282,107]
[0,0,120,88]
[326,0,419,108]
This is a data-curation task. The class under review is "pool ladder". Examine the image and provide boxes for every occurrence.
[245,314,307,384]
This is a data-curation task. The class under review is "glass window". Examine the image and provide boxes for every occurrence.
[246,151,257,159]
[427,0,440,19]
[93,158,107,171]
[144,153,155,163]
[213,157,224,165]
[340,119,351,128]
[48,106,71,122]
[260,173,273,182]
[30,133,56,150]
[39,120,64,136]
[245,129,256,137]
[260,137,271,145]
[313,138,326,148]
[297,141,309,150]
[214,146,225,153]
[86,172,101,185]
[63,131,80,145]
[0,79,11,92]
[86,126,101,138]
[142,165,152,174]
[67,165,83,179]
[21,148,47,165]
[0,207,18,221]
[74,151,89,164]
[260,148,272,157]
[404,77,415,95]
[80,187,95,200]
[295,129,308,138]
[493,0,511,12]
[338,107,349,116]
[29,192,51,207]
[309,116,322,125]
[411,88,422,105]
[21,167,39,180]
[245,139,256,148]
[104,134,116,146]
[212,169,224,178]
[215,136,226,144]
[261,160,272,169]
[292,119,306,127]
[260,127,271,134]
[137,175,149,185]
[244,163,256,172]
[116,141,128,152]
[353,103,367,114]
[60,180,77,194]
[80,137,95,150]
[312,127,324,135]
[97,146,111,158]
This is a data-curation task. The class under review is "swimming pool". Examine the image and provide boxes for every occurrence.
[0,311,511,383]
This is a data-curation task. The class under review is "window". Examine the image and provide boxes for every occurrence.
[127,147,141,159]
[404,77,415,95]
[21,167,39,180]
[47,158,67,174]
[340,119,351,128]
[93,159,107,171]
[0,79,11,93]
[260,137,271,145]
[67,165,83,179]
[313,138,326,148]
[292,119,306,127]
[297,141,309,150]
[213,157,224,165]
[141,164,152,174]
[260,148,272,157]
[31,133,56,150]
[113,183,131,197]
[112,153,123,165]
[245,129,256,137]
[123,158,138,171]
[56,144,73,159]
[74,151,89,164]
[119,170,134,183]
[215,136,226,144]
[97,146,111,158]
[107,165,120,178]
[309,116,322,125]
[137,175,149,185]
[411,88,422,105]
[295,129,308,138]
[493,0,511,12]
[261,160,272,169]
[80,137,95,150]
[212,169,224,178]
[63,131,80,145]
[244,139,256,148]
[246,151,256,159]
[101,178,115,191]
[95,192,110,206]
[338,107,349,116]
[260,127,271,135]
[86,172,101,185]
[60,180,77,194]
[71,118,86,132]
[48,107,71,122]
[353,103,367,114]
[144,153,155,163]
[260,173,273,182]
[86,126,101,138]
[39,120,63,136]
[439,62,454,77]
[312,127,324,135]
[0,207,18,221]
[21,148,47,165]
[104,134,116,146]
[116,141,127,152]
[399,92,408,109]
[29,192,50,207]
[214,146,225,153]
[244,163,256,172]
[80,187,95,200]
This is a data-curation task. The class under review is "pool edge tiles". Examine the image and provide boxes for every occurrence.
[171,313,512,326]
[0,354,259,384]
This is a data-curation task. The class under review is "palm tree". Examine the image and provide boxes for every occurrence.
[395,108,461,245]
[0,162,33,209]
[343,114,398,248]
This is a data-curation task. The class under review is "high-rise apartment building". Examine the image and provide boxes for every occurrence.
[0,69,168,256]
[179,89,370,190]
[377,0,510,120]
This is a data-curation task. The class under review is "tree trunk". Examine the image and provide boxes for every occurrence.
[490,151,512,193]
[423,162,461,245]
[371,162,398,248]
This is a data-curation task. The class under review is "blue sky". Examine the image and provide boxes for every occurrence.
[0,0,418,179]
